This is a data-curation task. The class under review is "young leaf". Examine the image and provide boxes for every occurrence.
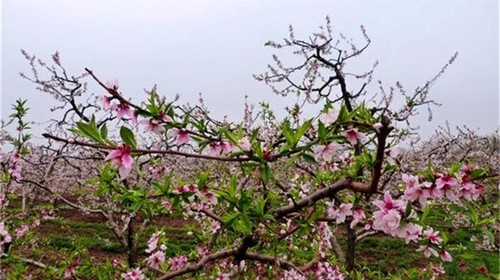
[120,126,137,148]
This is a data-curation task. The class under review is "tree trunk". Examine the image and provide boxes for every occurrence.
[345,221,356,271]
[126,216,136,267]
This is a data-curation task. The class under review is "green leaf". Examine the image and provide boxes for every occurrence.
[294,119,312,145]
[420,204,430,224]
[229,175,237,198]
[466,203,479,226]
[221,212,239,228]
[469,168,487,180]
[285,154,301,169]
[282,120,295,146]
[224,130,239,145]
[318,121,326,141]
[120,126,137,148]
[100,123,108,139]
[235,215,252,234]
[302,153,316,164]
[261,164,271,184]
[404,202,412,218]
[75,122,101,143]
[254,198,267,217]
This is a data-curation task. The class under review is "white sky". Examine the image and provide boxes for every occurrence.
[2,0,499,140]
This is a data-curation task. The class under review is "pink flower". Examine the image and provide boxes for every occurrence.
[105,79,119,90]
[215,273,232,280]
[404,185,425,204]
[32,219,40,227]
[8,163,21,181]
[219,140,233,154]
[146,232,161,253]
[416,245,438,258]
[313,143,341,162]
[379,209,401,231]
[238,137,251,152]
[373,192,406,213]
[116,102,136,123]
[350,207,365,228]
[112,259,122,268]
[440,250,453,262]
[329,203,353,223]
[101,96,116,111]
[211,221,221,233]
[162,200,172,212]
[402,174,419,188]
[105,145,133,179]
[282,269,307,280]
[15,225,29,238]
[147,250,165,269]
[432,265,446,277]
[121,268,145,280]
[401,223,422,244]
[372,122,383,132]
[478,265,488,274]
[159,112,172,123]
[169,255,188,270]
[196,245,208,256]
[174,129,190,145]
[421,182,443,200]
[141,119,164,134]
[202,191,218,205]
[435,174,459,201]
[423,228,442,245]
[459,177,484,201]
[319,108,339,125]
[435,174,458,189]
[315,262,344,280]
[341,127,365,146]
[208,142,222,155]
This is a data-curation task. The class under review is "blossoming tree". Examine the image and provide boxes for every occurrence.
[1,17,497,279]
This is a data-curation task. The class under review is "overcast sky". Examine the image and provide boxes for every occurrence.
[2,0,499,141]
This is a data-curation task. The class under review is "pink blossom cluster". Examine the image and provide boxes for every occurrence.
[326,202,365,228]
[313,142,342,162]
[121,268,145,280]
[281,269,307,280]
[315,262,344,280]
[316,222,333,258]
[208,140,234,156]
[371,191,406,236]
[102,96,137,124]
[168,255,188,271]
[369,191,454,262]
[403,168,485,204]
[215,259,247,279]
[140,113,172,134]
[145,231,167,269]
[8,153,22,181]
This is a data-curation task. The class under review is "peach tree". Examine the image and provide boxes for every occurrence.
[2,18,497,279]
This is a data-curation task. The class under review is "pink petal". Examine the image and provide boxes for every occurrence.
[121,154,133,169]
[105,149,122,161]
[119,165,132,179]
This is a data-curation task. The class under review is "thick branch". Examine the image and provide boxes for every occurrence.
[273,179,352,219]
[42,133,251,163]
